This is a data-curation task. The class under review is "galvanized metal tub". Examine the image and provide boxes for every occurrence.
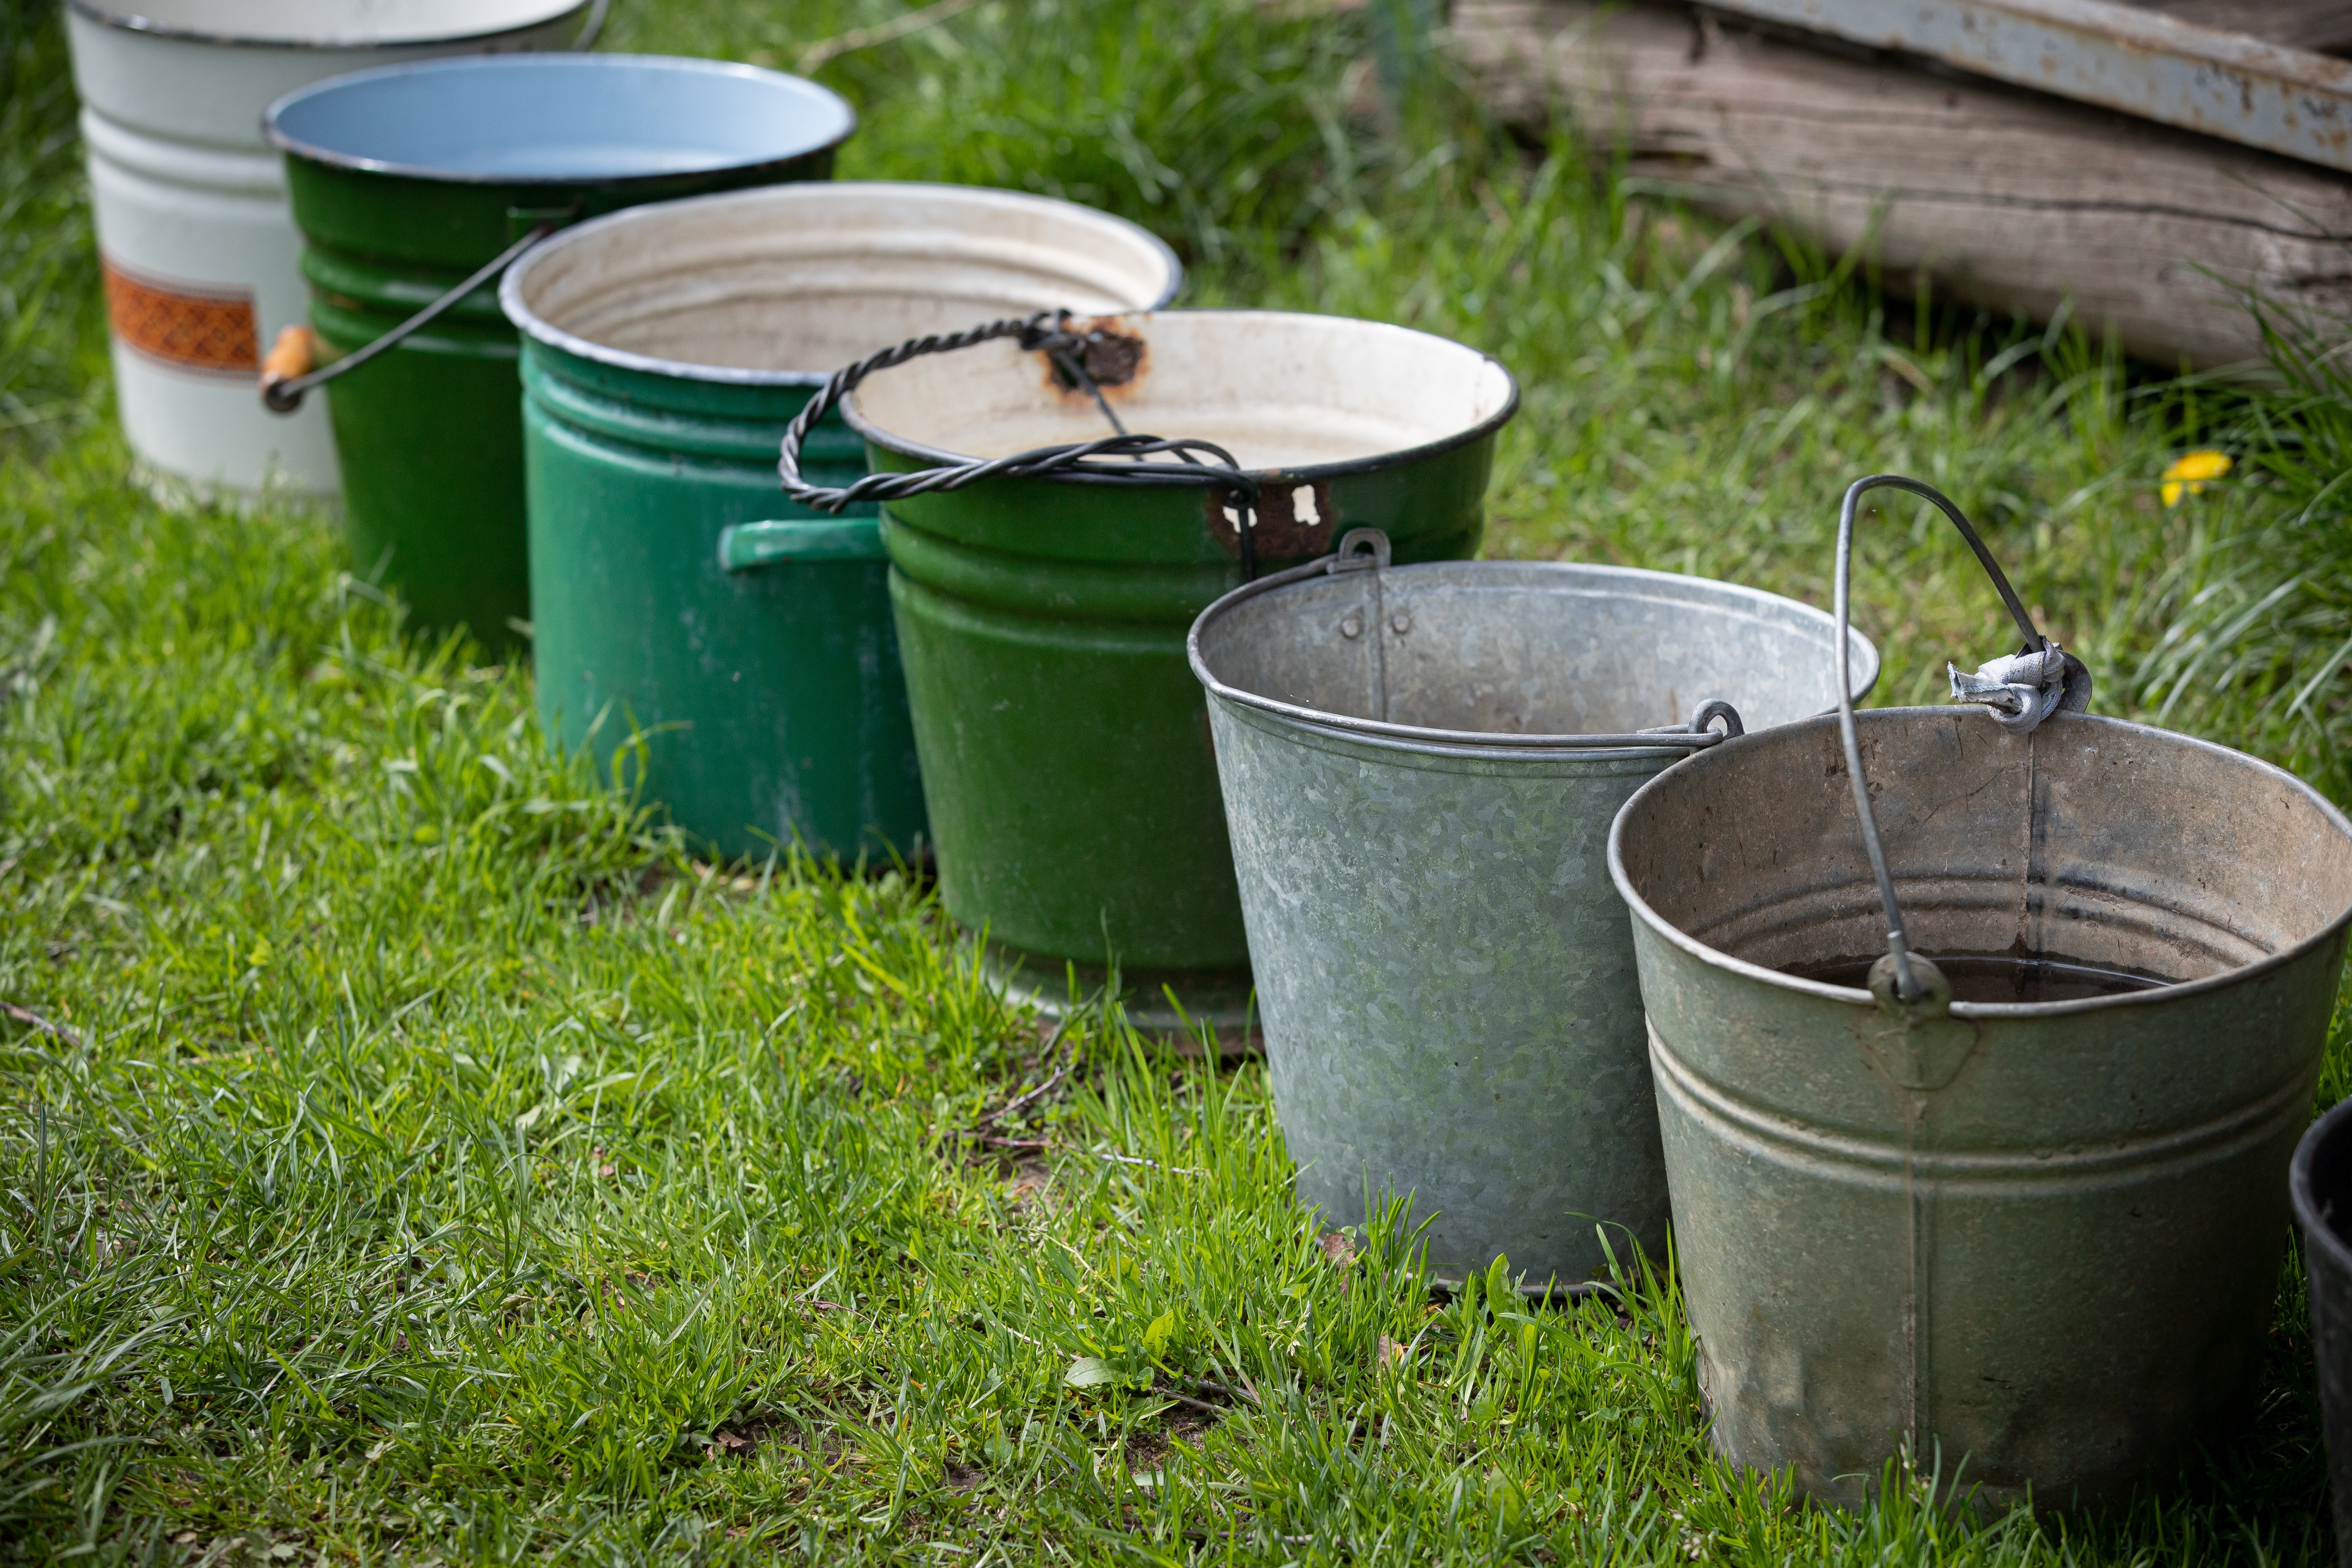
[1609,707,2352,1510]
[65,0,596,496]
[499,183,1181,860]
[265,54,854,644]
[1188,544,1879,1284]
[2293,1097,2352,1566]
[843,310,1518,1027]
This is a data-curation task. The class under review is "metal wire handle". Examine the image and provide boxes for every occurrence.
[1833,474,2055,1003]
[261,221,561,413]
[1191,527,1748,750]
[776,310,1268,576]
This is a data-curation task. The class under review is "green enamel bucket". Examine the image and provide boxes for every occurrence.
[263,54,853,646]
[839,310,1518,1026]
[498,183,1182,860]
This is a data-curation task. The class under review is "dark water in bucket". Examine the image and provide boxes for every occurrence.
[1781,951,2173,1004]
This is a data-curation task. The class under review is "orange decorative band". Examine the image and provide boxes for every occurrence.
[102,257,258,375]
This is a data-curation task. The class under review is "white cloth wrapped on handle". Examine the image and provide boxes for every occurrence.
[1948,643,2070,735]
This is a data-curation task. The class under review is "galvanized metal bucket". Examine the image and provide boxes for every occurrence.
[2292,1098,2352,1566]
[839,310,1518,1027]
[1611,707,2352,1508]
[1189,532,1879,1284]
[498,183,1180,860]
[264,54,854,644]
[65,0,597,496]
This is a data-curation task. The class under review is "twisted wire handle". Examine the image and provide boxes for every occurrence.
[776,310,1261,518]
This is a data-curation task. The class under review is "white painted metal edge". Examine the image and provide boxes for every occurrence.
[1700,0,2352,174]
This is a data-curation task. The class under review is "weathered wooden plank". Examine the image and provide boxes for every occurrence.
[1696,0,2352,173]
[1453,0,2352,366]
[2127,2,2352,59]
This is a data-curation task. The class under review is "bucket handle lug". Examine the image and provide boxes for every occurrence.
[1685,698,1744,740]
[1862,952,1979,1090]
[1867,951,1951,1022]
[1329,527,1392,572]
[718,517,887,573]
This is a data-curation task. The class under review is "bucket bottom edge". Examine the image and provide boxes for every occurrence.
[975,939,1257,1047]
[1705,1419,2211,1520]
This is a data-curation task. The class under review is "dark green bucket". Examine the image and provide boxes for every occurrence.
[841,310,1517,1026]
[263,54,853,646]
[498,183,1182,861]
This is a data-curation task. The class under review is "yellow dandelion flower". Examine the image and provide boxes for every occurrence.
[2161,449,2233,507]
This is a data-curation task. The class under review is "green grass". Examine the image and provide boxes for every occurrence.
[2109,307,2352,801]
[3,0,2347,1561]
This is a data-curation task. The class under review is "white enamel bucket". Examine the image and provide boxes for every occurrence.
[65,0,600,498]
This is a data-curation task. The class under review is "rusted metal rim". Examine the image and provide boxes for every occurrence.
[1607,706,2352,1019]
[2292,1098,2352,1279]
[839,308,1522,486]
[70,0,595,50]
[498,183,1183,389]
[1189,554,1877,753]
[263,55,854,187]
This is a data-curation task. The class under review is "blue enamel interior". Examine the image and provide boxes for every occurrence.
[268,54,854,181]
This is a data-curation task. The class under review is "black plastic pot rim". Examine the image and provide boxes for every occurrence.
[2292,1096,2352,1281]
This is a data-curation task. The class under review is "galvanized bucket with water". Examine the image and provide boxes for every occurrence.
[1187,529,1879,1286]
[498,183,1180,860]
[2292,1098,2352,1565]
[1608,476,2352,1510]
[263,54,854,644]
[792,310,1517,1028]
[66,0,598,496]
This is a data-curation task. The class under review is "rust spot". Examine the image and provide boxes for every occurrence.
[1035,312,1150,409]
[1207,480,1337,563]
[1075,331,1143,386]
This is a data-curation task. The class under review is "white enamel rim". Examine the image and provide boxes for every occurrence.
[840,308,1522,484]
[498,182,1185,388]
[68,0,594,49]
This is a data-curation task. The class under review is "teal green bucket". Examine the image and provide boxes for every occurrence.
[499,182,1182,860]
[263,54,854,646]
